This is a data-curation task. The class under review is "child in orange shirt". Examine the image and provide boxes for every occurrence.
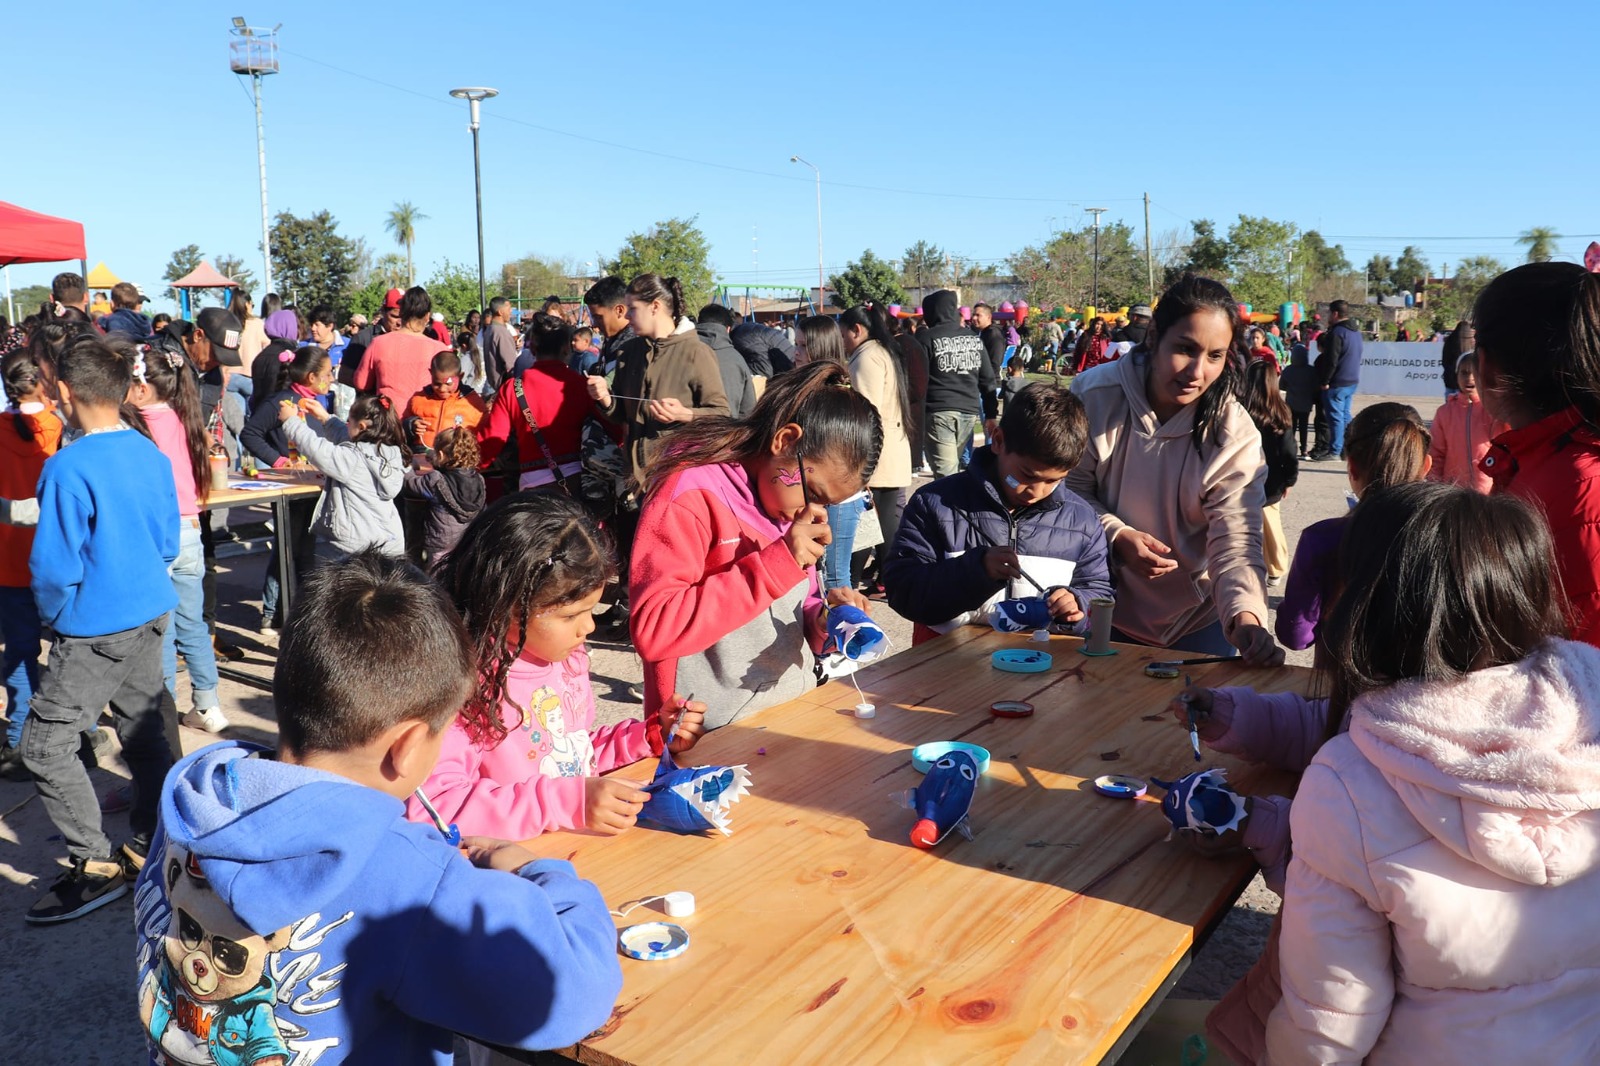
[0,348,65,776]
[403,350,485,452]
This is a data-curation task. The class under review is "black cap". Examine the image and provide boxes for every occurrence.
[196,307,243,367]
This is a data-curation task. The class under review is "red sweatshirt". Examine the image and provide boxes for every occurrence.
[476,361,602,483]
[629,461,825,752]
[1482,405,1600,647]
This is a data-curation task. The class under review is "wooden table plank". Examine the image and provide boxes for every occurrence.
[524,629,1307,1066]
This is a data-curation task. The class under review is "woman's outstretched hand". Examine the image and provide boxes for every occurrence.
[1113,528,1178,579]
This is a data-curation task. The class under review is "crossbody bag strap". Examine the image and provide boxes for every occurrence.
[513,376,573,495]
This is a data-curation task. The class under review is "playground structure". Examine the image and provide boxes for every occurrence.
[713,284,818,322]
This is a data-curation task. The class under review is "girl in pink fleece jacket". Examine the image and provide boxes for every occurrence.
[1177,482,1599,1064]
[407,494,705,839]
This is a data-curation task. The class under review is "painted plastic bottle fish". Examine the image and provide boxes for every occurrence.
[903,751,978,848]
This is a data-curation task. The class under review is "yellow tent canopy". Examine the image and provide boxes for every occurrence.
[85,261,120,288]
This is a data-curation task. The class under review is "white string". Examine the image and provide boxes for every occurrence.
[609,895,667,919]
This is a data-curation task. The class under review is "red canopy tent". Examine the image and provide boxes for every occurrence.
[0,200,88,323]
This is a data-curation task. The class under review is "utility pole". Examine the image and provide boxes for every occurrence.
[790,156,824,310]
[514,275,523,317]
[228,18,280,295]
[1085,207,1107,308]
[1142,193,1153,303]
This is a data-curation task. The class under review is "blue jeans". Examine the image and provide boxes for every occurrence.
[823,498,866,590]
[0,584,43,748]
[1326,384,1357,456]
[163,524,219,711]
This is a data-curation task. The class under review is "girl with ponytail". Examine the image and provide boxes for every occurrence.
[123,340,229,732]
[587,273,731,480]
[631,360,885,748]
[277,392,408,561]
[1474,260,1600,646]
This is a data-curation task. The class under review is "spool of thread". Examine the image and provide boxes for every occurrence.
[1085,597,1116,655]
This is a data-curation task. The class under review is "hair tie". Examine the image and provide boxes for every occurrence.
[131,346,148,387]
[1585,241,1600,273]
[165,349,184,370]
[53,301,66,318]
[278,350,294,363]
[378,395,392,410]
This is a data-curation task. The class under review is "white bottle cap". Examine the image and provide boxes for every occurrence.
[663,891,696,917]
[854,702,876,719]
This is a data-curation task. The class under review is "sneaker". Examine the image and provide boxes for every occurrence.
[120,834,151,879]
[99,782,135,814]
[1307,450,1333,462]
[25,857,128,924]
[213,637,246,663]
[185,705,229,734]
[1267,575,1283,588]
[0,744,30,782]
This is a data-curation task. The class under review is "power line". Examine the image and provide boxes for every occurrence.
[278,47,1144,207]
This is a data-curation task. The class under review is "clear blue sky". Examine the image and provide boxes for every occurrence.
[6,0,1596,313]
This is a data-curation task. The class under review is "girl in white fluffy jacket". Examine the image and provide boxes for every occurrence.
[1210,481,1600,1065]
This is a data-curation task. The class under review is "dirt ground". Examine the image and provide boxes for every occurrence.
[0,393,1436,1064]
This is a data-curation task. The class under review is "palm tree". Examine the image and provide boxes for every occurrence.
[385,201,428,285]
[1517,226,1561,264]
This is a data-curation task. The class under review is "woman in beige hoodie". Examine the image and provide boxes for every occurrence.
[1066,275,1282,665]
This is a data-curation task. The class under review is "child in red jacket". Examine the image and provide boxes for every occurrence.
[629,361,885,748]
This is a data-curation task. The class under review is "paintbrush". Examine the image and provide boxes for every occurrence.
[1181,673,1201,761]
[1149,655,1241,669]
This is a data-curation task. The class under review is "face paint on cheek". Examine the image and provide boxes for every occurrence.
[1004,474,1022,491]
[774,467,803,487]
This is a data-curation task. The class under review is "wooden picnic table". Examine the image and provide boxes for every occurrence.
[521,625,1308,1066]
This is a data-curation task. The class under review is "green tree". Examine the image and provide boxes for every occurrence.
[604,217,716,312]
[385,201,428,285]
[900,240,946,289]
[1225,215,1300,310]
[829,249,906,309]
[1365,254,1396,299]
[1425,254,1505,331]
[423,260,484,325]
[1518,226,1560,264]
[1296,230,1351,279]
[213,254,257,302]
[1390,246,1429,294]
[498,253,583,314]
[269,210,359,317]
[7,284,51,320]
[161,244,204,302]
[1165,219,1231,284]
[1009,222,1144,313]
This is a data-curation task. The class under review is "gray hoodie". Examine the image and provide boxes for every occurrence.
[285,416,406,558]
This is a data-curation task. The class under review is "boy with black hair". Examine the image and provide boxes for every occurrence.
[102,281,153,340]
[134,550,623,1063]
[884,381,1113,644]
[24,336,180,924]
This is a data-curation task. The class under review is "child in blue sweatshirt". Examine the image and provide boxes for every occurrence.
[134,550,623,1065]
[25,336,180,924]
[884,382,1114,643]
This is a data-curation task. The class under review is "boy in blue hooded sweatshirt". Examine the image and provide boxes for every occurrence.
[133,550,623,1065]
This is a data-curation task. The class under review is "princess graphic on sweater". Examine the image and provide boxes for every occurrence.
[407,494,705,839]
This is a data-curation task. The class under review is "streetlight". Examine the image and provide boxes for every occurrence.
[514,274,523,319]
[229,17,281,295]
[790,155,824,311]
[1085,207,1107,308]
[449,86,499,316]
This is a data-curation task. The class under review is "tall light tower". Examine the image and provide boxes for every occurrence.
[1085,207,1107,308]
[229,17,280,296]
[450,87,499,316]
[789,156,823,310]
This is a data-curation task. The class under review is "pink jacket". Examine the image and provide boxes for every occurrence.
[1265,639,1600,1064]
[406,646,652,838]
[1427,393,1502,493]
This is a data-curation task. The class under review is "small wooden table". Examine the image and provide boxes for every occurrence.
[203,470,323,689]
[522,626,1307,1066]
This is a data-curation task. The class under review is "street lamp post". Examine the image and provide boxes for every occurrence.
[450,87,499,317]
[790,156,823,311]
[514,275,523,320]
[1085,207,1107,308]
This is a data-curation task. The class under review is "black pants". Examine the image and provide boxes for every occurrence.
[1292,410,1310,455]
[1312,392,1333,455]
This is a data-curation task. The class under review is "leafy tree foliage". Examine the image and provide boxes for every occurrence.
[498,253,583,312]
[213,254,256,301]
[1365,254,1396,298]
[603,217,716,312]
[423,260,484,325]
[829,249,906,309]
[268,210,359,317]
[161,244,204,302]
[1225,215,1300,310]
[1010,222,1144,312]
[1518,227,1560,264]
[900,240,946,288]
[1391,246,1429,293]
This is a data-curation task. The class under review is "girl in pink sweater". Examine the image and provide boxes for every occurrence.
[124,341,228,734]
[1426,352,1505,492]
[408,493,705,839]
[1173,481,1598,1064]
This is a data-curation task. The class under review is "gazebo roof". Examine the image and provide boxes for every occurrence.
[171,261,240,290]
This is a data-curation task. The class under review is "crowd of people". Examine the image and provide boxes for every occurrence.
[3,256,1600,1063]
